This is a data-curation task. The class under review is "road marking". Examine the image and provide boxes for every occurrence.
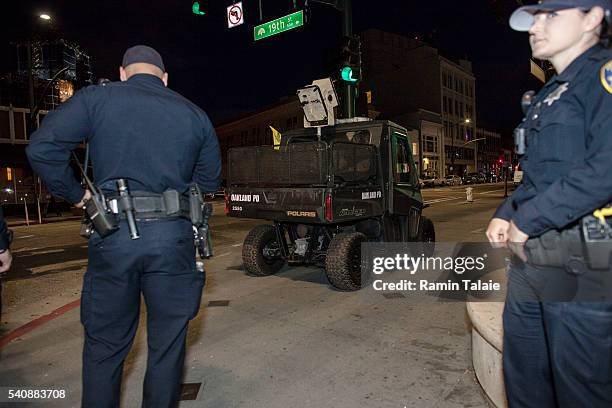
[479,189,505,195]
[12,247,46,254]
[17,249,66,258]
[28,259,88,274]
[425,197,462,205]
[0,299,81,350]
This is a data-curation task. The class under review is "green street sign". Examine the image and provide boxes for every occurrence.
[254,10,304,41]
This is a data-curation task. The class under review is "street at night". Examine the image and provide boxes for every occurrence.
[1,184,512,407]
[2,0,611,406]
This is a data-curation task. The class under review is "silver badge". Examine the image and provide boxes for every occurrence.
[543,83,569,106]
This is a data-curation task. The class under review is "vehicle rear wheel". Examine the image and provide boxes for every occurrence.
[242,224,285,276]
[325,232,366,291]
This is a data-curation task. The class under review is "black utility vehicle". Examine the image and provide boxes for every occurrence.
[226,120,435,291]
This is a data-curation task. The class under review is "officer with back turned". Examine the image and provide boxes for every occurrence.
[26,45,221,407]
[486,1,612,406]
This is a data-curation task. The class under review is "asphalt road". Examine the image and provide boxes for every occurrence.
[0,182,512,407]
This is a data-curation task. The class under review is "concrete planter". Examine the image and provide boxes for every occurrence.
[466,268,508,408]
[467,301,507,407]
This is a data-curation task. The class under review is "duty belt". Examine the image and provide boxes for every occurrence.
[525,206,612,274]
[107,190,191,221]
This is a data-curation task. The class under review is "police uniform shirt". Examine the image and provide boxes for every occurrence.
[26,74,221,203]
[494,44,612,237]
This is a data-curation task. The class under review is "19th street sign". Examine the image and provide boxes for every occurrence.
[254,10,304,41]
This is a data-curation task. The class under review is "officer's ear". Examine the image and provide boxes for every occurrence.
[119,66,128,82]
[162,72,168,87]
[584,7,605,33]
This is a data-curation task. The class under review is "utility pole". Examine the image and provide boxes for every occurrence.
[341,0,354,118]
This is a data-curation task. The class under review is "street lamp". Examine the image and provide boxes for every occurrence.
[39,14,51,21]
[450,118,473,175]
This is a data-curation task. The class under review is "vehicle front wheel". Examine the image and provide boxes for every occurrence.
[242,224,285,276]
[325,232,366,291]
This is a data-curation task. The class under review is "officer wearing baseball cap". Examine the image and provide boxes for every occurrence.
[510,0,611,31]
[27,45,221,407]
[486,0,612,406]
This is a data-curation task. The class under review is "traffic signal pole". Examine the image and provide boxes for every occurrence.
[341,0,355,118]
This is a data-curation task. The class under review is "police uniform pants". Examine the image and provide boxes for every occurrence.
[502,261,612,407]
[81,218,205,408]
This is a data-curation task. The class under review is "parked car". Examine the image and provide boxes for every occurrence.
[444,175,462,186]
[422,175,444,188]
[462,172,484,185]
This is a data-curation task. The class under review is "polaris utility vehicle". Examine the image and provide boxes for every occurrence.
[226,79,435,291]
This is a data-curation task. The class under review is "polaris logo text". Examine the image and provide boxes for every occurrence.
[231,194,260,203]
[287,211,316,218]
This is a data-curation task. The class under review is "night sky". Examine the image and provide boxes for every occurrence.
[2,0,543,141]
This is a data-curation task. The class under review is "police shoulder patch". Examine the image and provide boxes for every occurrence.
[602,60,612,95]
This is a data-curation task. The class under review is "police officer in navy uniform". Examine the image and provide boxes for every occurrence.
[27,45,221,407]
[486,0,612,406]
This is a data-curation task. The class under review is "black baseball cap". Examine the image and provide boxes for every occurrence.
[121,45,165,72]
[510,0,611,31]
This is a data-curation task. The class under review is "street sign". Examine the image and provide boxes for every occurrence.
[227,2,244,28]
[254,10,304,41]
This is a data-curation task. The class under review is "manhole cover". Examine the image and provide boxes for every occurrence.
[180,383,202,400]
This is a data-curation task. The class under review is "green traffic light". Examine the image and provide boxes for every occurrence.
[340,66,358,83]
[192,1,206,15]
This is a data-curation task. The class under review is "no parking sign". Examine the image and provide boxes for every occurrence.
[227,2,244,28]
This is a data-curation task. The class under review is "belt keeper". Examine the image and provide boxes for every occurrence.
[163,190,181,216]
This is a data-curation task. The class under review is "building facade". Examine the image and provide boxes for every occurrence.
[360,29,478,177]
[0,39,92,212]
[475,127,503,175]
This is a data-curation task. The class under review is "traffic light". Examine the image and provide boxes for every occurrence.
[339,35,361,83]
[192,1,206,15]
[340,66,358,83]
